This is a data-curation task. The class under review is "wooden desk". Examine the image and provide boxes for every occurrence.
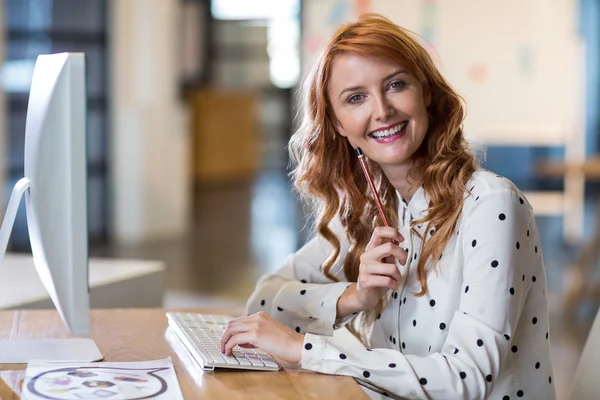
[0,309,367,399]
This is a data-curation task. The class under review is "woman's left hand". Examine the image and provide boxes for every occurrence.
[220,311,305,364]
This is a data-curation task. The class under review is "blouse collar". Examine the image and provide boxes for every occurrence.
[397,185,429,220]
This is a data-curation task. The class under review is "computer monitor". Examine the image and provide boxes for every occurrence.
[0,53,102,362]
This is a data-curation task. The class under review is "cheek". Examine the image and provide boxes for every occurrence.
[337,109,370,136]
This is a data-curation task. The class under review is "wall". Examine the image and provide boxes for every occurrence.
[110,0,191,243]
[302,0,583,147]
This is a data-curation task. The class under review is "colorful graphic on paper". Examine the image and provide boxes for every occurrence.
[22,358,183,400]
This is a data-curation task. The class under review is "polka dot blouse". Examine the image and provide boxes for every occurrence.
[247,170,556,399]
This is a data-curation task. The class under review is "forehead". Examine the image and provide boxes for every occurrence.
[328,53,407,91]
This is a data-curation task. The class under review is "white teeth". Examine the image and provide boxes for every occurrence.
[372,122,407,138]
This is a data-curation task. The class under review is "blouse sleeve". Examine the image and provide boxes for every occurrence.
[246,216,354,336]
[301,187,537,399]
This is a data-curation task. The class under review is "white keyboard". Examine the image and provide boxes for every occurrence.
[166,312,281,371]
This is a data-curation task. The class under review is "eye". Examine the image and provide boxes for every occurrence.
[388,80,406,90]
[348,94,365,104]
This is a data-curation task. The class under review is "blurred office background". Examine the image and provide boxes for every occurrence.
[0,0,599,398]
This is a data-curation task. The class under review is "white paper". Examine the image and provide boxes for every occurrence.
[22,357,184,400]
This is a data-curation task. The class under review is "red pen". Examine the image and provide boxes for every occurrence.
[356,147,399,245]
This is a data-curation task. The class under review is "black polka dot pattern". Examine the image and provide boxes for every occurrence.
[295,327,301,333]
[282,178,552,398]
[260,299,265,306]
[277,307,284,311]
[300,279,307,283]
[305,343,312,350]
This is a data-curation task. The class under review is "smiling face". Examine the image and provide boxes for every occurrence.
[328,53,431,171]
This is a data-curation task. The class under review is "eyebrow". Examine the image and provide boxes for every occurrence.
[338,69,407,100]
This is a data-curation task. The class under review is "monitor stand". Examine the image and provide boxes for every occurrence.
[0,339,103,363]
[0,178,103,364]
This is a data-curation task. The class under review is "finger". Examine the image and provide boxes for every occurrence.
[220,321,258,352]
[366,227,404,251]
[220,319,242,351]
[359,274,399,291]
[363,242,407,264]
[224,331,258,356]
[362,262,402,281]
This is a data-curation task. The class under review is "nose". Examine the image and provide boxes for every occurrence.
[374,94,395,122]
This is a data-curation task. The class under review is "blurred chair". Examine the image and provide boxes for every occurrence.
[568,303,600,399]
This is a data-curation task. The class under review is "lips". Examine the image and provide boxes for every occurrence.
[369,121,408,139]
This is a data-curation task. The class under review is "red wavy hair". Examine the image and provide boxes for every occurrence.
[289,14,477,339]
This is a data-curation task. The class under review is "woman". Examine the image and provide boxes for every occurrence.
[220,14,555,399]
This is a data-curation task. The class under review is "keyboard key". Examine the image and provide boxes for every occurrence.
[246,354,265,366]
[237,357,252,366]
[262,359,279,368]
[222,355,239,364]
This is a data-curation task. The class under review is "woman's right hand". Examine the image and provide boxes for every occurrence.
[337,227,407,316]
